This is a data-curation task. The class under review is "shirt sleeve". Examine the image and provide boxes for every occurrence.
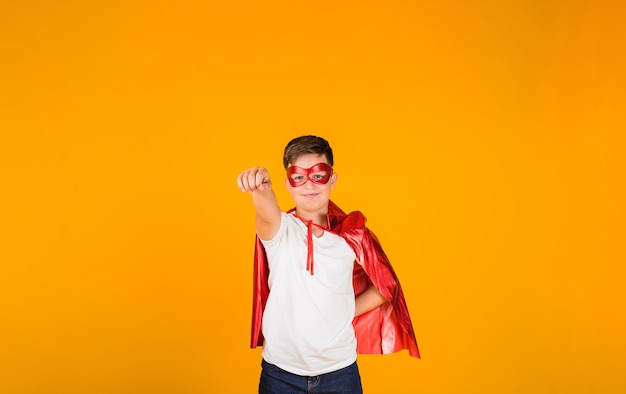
[258,212,288,247]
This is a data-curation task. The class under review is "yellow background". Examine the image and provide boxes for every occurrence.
[1,1,624,393]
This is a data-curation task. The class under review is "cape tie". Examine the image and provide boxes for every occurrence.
[292,213,328,275]
[306,220,314,275]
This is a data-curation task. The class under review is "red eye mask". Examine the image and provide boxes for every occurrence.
[286,163,333,187]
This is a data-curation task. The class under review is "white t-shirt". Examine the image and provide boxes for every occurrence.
[259,212,358,376]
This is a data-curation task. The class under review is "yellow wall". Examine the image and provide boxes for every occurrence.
[1,1,624,393]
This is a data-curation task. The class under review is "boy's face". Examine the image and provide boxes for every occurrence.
[285,153,337,215]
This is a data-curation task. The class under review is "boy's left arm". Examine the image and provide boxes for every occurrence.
[354,283,387,317]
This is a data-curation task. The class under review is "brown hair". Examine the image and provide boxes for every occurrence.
[282,135,334,169]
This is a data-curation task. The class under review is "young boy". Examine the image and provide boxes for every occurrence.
[237,135,419,393]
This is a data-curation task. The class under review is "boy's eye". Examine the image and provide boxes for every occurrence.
[311,172,326,180]
[292,175,305,182]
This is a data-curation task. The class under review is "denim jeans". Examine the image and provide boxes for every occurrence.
[259,359,363,394]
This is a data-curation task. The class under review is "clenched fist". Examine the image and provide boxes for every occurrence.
[237,166,272,193]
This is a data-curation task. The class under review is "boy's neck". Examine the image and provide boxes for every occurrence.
[294,208,328,228]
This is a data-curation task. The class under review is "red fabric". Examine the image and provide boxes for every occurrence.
[250,200,420,358]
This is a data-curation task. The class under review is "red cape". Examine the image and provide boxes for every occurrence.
[251,200,420,358]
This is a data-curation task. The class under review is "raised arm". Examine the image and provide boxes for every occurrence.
[237,166,282,240]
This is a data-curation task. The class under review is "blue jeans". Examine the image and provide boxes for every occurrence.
[259,359,363,394]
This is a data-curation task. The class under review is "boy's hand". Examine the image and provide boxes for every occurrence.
[237,167,272,193]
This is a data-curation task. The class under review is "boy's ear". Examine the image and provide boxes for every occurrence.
[330,172,338,189]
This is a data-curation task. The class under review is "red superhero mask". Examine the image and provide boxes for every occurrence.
[286,163,333,187]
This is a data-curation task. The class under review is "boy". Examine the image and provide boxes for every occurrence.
[237,135,419,393]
